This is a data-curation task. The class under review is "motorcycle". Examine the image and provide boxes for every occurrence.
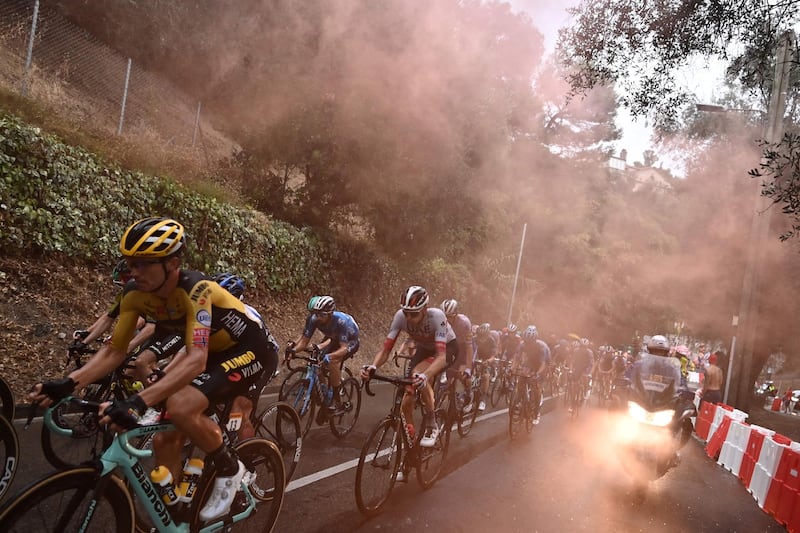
[613,374,697,494]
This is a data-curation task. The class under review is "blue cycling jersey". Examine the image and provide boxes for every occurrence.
[302,311,360,349]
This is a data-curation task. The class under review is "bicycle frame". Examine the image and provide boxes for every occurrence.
[44,398,258,533]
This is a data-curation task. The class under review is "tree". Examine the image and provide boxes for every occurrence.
[557,0,800,132]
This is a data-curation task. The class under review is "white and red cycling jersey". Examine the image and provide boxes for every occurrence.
[382,307,456,355]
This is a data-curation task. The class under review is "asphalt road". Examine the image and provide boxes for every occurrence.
[3,384,787,532]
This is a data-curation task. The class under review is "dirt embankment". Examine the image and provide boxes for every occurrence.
[0,255,386,404]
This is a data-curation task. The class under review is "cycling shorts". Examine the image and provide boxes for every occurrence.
[409,339,458,376]
[190,327,279,404]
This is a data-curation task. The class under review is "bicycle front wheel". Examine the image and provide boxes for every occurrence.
[0,415,19,501]
[457,390,478,438]
[277,367,305,402]
[508,386,524,440]
[329,377,361,438]
[255,401,302,483]
[285,378,315,437]
[0,377,14,422]
[40,396,113,469]
[416,405,449,489]
[355,418,401,516]
[0,468,133,532]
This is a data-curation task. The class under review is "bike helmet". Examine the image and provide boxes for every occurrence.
[308,295,336,313]
[523,325,538,340]
[120,217,185,258]
[507,323,518,334]
[477,323,491,336]
[676,345,690,357]
[111,259,132,287]
[441,299,458,317]
[646,335,671,356]
[580,337,590,346]
[213,272,246,300]
[400,286,429,311]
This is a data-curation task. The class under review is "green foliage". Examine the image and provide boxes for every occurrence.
[559,0,800,131]
[0,113,327,292]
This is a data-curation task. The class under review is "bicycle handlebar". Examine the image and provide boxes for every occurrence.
[362,372,415,397]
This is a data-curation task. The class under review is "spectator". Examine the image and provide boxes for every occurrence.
[700,350,724,405]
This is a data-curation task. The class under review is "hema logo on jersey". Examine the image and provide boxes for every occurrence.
[221,310,247,337]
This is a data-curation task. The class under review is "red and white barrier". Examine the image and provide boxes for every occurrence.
[749,433,792,509]
[694,401,800,531]
[718,419,751,476]
[739,425,775,489]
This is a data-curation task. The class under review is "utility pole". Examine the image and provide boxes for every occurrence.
[729,30,794,410]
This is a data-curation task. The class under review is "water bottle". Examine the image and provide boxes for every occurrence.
[177,458,204,503]
[150,466,180,506]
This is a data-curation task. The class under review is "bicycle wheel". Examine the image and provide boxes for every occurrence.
[490,375,503,408]
[0,415,19,502]
[329,377,361,438]
[0,468,133,532]
[40,398,113,469]
[285,379,315,437]
[355,418,401,516]
[416,405,448,489]
[0,377,14,422]
[525,385,536,433]
[458,389,479,438]
[255,401,302,483]
[508,384,524,440]
[277,367,305,401]
[191,438,285,533]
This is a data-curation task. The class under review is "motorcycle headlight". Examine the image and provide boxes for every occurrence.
[627,401,674,427]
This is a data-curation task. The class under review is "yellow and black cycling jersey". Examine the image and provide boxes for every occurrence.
[111,270,263,354]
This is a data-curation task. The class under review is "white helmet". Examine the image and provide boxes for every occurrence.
[400,286,429,312]
[646,335,670,356]
[441,299,458,317]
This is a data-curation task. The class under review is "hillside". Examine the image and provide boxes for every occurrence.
[0,255,387,403]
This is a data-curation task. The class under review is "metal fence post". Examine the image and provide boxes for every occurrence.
[192,101,202,147]
[117,58,132,135]
[20,0,40,96]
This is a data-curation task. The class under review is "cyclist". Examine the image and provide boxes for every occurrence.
[473,322,499,411]
[73,259,155,353]
[362,285,457,447]
[513,325,551,424]
[287,295,360,418]
[30,217,279,522]
[593,345,615,398]
[499,323,522,361]
[568,338,594,412]
[440,298,473,405]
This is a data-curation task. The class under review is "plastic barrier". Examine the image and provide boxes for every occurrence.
[706,415,733,460]
[771,443,800,526]
[740,425,775,488]
[751,434,792,510]
[695,401,717,441]
[772,397,782,411]
[718,419,751,476]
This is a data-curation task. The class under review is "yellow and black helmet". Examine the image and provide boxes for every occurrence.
[120,217,185,258]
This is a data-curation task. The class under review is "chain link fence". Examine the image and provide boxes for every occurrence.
[0,0,236,161]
